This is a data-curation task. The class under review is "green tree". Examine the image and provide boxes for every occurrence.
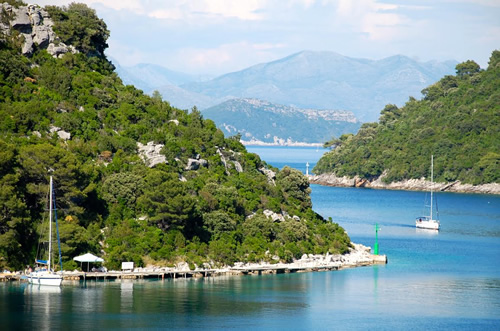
[45,3,109,56]
[276,166,312,209]
[101,172,145,206]
[456,60,480,77]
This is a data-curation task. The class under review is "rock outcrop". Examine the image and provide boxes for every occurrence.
[259,167,276,185]
[137,141,167,168]
[217,147,243,174]
[0,3,78,57]
[185,158,208,171]
[261,209,301,223]
[49,125,70,140]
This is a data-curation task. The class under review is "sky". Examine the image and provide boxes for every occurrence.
[35,0,500,76]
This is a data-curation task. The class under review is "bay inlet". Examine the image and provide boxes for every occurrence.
[1,146,499,330]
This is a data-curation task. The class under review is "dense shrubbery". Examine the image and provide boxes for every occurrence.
[314,50,500,185]
[0,4,350,271]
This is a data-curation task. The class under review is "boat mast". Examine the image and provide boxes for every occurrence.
[430,155,433,221]
[48,176,53,272]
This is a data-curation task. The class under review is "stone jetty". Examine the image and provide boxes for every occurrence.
[2,244,386,283]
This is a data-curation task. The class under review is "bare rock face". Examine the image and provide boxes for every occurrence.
[1,3,78,57]
[217,147,243,174]
[262,209,300,223]
[185,158,208,171]
[263,209,285,222]
[137,142,167,168]
[32,25,52,48]
[259,167,276,185]
[233,161,243,173]
[49,125,71,140]
[11,7,31,30]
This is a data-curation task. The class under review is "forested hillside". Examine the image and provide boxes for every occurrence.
[314,51,500,186]
[203,98,360,145]
[0,2,350,271]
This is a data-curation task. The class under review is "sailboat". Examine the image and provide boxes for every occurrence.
[415,155,440,230]
[28,176,63,286]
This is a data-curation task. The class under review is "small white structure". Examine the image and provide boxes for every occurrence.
[122,262,134,271]
[73,253,104,272]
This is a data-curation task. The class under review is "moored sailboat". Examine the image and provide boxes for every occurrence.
[415,155,440,231]
[28,176,63,286]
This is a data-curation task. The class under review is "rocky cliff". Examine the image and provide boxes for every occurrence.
[0,3,77,57]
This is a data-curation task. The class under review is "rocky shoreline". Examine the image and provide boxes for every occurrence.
[309,173,500,195]
[132,243,386,276]
[226,243,386,275]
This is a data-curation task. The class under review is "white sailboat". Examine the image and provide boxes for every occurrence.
[28,176,63,286]
[415,155,440,230]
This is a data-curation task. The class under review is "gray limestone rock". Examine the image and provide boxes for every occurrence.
[21,33,33,54]
[49,125,70,140]
[46,43,77,57]
[137,141,167,168]
[233,161,243,173]
[57,130,71,140]
[263,209,285,222]
[2,4,78,58]
[185,158,208,171]
[32,25,50,47]
[259,167,276,185]
[11,7,31,30]
[30,9,41,26]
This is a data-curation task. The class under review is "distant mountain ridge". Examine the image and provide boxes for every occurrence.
[203,98,361,145]
[112,60,218,109]
[113,51,457,121]
[182,51,457,121]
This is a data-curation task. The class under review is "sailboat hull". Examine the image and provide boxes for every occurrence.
[28,272,63,286]
[415,219,440,230]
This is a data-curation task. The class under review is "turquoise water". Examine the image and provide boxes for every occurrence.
[2,146,500,330]
[247,145,326,174]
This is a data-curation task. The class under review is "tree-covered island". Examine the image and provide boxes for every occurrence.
[314,50,500,193]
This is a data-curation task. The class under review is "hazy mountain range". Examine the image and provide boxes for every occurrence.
[114,51,457,122]
[203,98,361,145]
[113,50,457,144]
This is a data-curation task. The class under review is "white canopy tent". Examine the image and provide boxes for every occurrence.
[73,253,104,272]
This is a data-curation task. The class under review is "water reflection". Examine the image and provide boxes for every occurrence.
[22,284,62,330]
[120,280,134,312]
[415,228,439,236]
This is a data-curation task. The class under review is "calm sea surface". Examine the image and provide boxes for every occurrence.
[2,146,500,330]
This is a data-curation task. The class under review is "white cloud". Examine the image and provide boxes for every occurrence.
[444,0,500,7]
[35,0,143,11]
[36,0,271,21]
[147,1,266,21]
[169,42,287,74]
[333,0,419,41]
